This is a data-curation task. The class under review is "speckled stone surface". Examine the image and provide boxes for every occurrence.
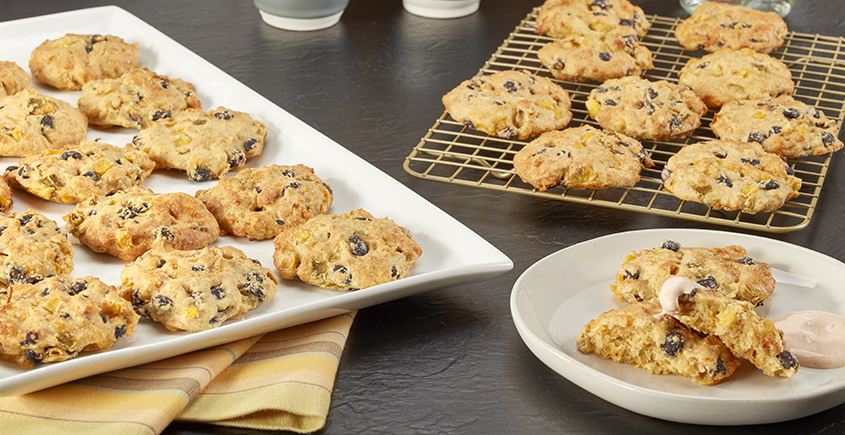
[4,1,845,434]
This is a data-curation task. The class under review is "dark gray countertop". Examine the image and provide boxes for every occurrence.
[3,0,845,433]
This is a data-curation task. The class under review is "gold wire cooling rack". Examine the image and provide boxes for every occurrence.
[403,8,845,233]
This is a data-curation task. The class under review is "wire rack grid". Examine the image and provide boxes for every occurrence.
[403,8,845,233]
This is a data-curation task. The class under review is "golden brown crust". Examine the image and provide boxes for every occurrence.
[612,239,775,307]
[712,95,844,159]
[78,67,201,129]
[677,48,794,108]
[0,88,88,157]
[673,286,799,377]
[442,70,572,140]
[0,61,29,97]
[63,186,220,261]
[273,209,422,291]
[537,31,653,83]
[662,140,802,214]
[5,139,155,204]
[586,76,707,140]
[132,106,266,181]
[535,0,651,40]
[674,2,787,53]
[119,246,277,332]
[29,33,139,90]
[196,164,333,240]
[0,176,12,213]
[577,301,741,385]
[0,210,74,288]
[0,275,139,368]
[513,125,653,191]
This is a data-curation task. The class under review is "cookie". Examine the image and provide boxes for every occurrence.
[273,209,423,291]
[513,124,654,191]
[63,186,220,261]
[131,107,266,181]
[711,95,844,159]
[0,275,139,368]
[674,2,787,53]
[119,246,278,332]
[677,48,794,108]
[661,140,802,214]
[534,0,651,40]
[586,76,707,140]
[0,88,88,157]
[611,239,775,308]
[29,33,140,91]
[0,209,74,288]
[0,176,12,213]
[537,31,653,83]
[577,301,741,385]
[196,164,333,241]
[4,139,155,204]
[77,67,202,129]
[441,70,572,140]
[0,61,29,97]
[667,277,799,377]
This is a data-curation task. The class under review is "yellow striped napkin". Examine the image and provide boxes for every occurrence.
[0,311,355,434]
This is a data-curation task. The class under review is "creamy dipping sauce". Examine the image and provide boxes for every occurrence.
[774,311,845,369]
[654,276,706,320]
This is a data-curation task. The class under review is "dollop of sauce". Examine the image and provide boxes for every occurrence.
[654,276,706,320]
[774,311,845,369]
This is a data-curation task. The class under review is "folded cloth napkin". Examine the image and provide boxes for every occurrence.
[0,311,356,435]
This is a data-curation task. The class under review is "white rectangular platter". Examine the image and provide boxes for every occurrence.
[0,6,513,396]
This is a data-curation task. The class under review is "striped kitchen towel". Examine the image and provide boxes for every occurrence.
[0,311,356,434]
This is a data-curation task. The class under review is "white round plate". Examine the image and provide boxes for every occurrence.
[510,229,845,425]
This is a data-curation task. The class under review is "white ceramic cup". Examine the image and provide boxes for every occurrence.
[402,0,480,19]
[254,0,351,31]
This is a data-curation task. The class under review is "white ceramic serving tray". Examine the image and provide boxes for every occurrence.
[0,6,512,396]
[511,229,845,425]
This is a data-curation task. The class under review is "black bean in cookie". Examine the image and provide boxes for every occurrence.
[0,275,139,368]
[119,246,278,332]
